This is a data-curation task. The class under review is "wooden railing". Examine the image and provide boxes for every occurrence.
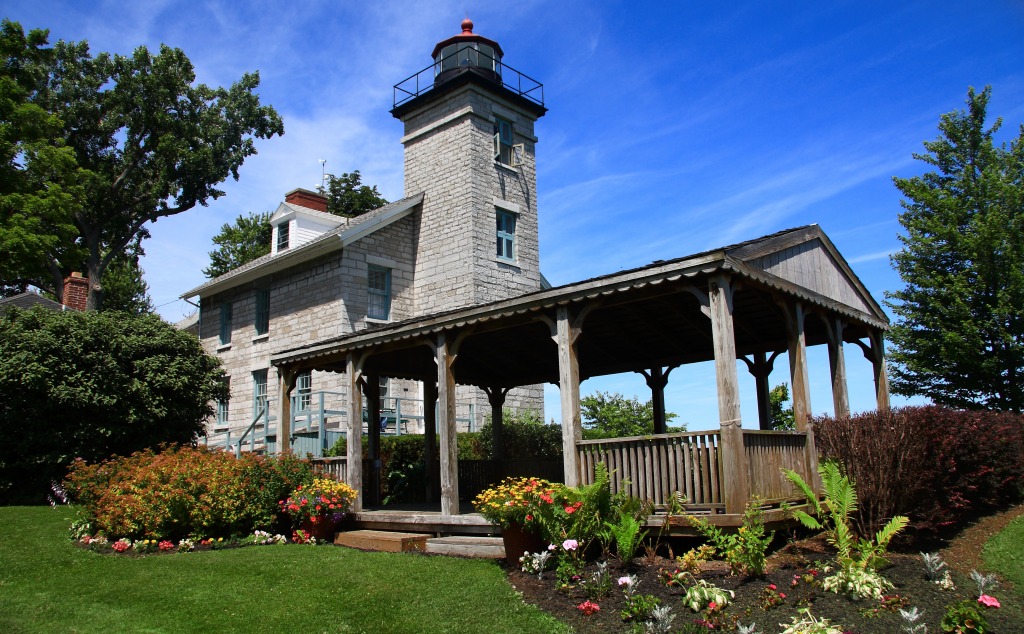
[576,429,815,512]
[312,456,348,481]
[742,430,813,503]
[577,432,723,509]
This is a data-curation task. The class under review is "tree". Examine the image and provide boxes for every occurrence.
[319,170,387,218]
[0,307,228,504]
[100,241,154,315]
[203,211,272,278]
[886,86,1024,412]
[0,20,284,309]
[0,21,83,295]
[580,391,680,438]
[769,382,795,430]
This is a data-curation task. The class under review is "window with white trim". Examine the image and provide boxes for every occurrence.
[367,266,391,320]
[252,369,268,415]
[494,116,513,165]
[216,378,230,426]
[496,209,516,261]
[296,370,312,412]
[276,222,290,251]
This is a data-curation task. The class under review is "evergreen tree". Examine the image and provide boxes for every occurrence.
[886,86,1024,411]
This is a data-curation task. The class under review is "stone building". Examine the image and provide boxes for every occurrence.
[180,20,548,449]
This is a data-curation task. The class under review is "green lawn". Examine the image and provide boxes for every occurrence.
[0,506,567,634]
[983,512,1024,596]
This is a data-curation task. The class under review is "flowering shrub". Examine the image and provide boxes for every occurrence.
[472,476,563,528]
[112,539,131,553]
[576,600,600,615]
[279,478,357,526]
[158,540,175,551]
[63,445,318,540]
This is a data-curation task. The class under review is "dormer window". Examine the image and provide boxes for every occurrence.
[276,222,290,252]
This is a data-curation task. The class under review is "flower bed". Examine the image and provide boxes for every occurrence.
[509,537,1024,633]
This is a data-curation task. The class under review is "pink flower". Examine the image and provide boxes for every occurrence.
[618,576,634,587]
[779,592,786,599]
[768,584,777,590]
[562,539,579,551]
[979,595,1001,609]
[707,601,717,611]
[565,505,576,514]
[576,600,600,615]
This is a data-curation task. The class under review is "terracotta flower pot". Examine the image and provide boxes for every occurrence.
[300,517,338,542]
[501,521,546,566]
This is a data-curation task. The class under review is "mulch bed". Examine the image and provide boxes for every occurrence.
[508,508,1024,633]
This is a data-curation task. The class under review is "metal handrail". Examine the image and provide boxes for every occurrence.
[234,402,269,458]
[393,49,544,109]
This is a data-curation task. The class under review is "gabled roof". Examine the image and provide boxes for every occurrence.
[270,224,888,380]
[0,292,66,313]
[269,202,345,227]
[180,193,424,299]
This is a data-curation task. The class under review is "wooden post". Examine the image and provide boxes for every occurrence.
[365,374,381,507]
[708,274,748,515]
[436,332,460,516]
[827,318,851,418]
[555,305,583,488]
[423,379,438,503]
[742,351,779,430]
[869,330,891,410]
[346,353,364,512]
[639,367,673,435]
[276,368,296,454]
[485,387,508,461]
[787,302,812,430]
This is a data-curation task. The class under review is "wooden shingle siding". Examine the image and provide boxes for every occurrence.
[748,239,874,315]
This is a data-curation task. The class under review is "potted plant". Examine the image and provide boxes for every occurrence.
[280,478,358,542]
[473,476,563,564]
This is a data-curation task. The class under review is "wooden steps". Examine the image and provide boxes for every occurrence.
[334,530,428,553]
[424,536,504,558]
[333,530,505,559]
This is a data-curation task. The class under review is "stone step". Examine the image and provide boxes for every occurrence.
[334,530,429,553]
[425,536,505,559]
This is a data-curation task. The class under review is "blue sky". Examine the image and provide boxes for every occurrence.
[6,1,1024,429]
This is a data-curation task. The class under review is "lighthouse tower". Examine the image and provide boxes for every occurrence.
[392,19,547,314]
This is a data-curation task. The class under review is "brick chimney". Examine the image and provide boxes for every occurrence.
[62,272,89,311]
[284,188,329,213]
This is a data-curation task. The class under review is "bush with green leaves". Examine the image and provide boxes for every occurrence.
[63,445,316,540]
[785,461,909,600]
[478,409,562,458]
[688,498,774,576]
[0,307,227,504]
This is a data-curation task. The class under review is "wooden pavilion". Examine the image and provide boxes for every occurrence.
[270,225,890,528]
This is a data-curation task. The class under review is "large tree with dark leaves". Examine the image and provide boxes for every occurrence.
[0,20,284,309]
[887,86,1024,412]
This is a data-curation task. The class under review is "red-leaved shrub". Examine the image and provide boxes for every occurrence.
[814,406,1024,540]
[64,445,316,540]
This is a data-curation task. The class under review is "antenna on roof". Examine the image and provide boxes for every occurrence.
[318,159,327,191]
